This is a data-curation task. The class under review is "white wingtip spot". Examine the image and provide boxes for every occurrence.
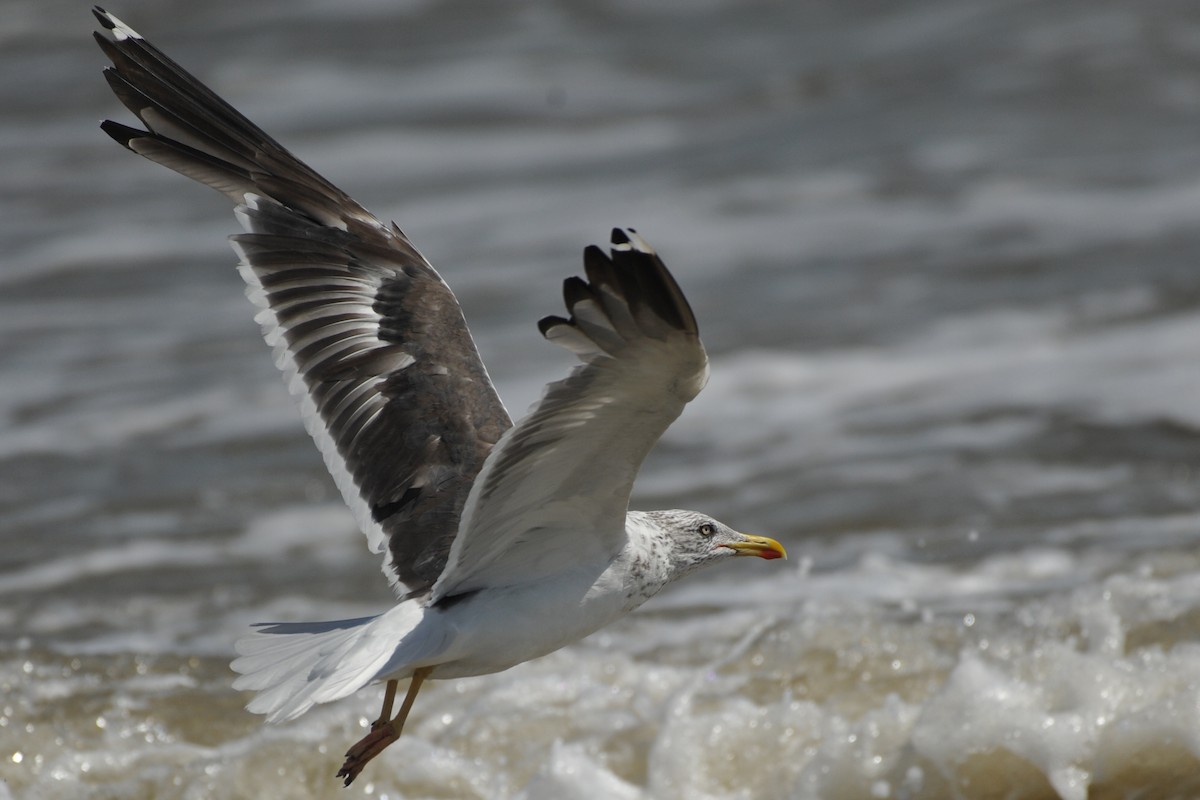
[611,228,656,254]
[626,230,656,254]
[103,10,144,41]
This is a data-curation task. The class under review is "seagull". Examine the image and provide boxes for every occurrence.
[94,7,787,786]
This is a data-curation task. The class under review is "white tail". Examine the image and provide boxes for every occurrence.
[231,601,427,723]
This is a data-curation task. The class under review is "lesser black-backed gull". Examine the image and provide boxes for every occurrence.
[93,7,786,785]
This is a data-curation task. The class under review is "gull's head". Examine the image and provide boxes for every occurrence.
[646,510,787,580]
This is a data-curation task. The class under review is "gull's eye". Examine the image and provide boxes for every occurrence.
[698,523,716,537]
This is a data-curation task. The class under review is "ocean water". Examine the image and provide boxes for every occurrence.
[4,0,1200,797]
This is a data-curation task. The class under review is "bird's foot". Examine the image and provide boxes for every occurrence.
[335,670,431,786]
[336,724,398,787]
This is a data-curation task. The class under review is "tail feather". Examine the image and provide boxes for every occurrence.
[231,606,423,723]
[232,616,376,689]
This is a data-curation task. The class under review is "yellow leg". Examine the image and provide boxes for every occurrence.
[391,667,431,737]
[337,667,434,787]
[371,679,398,730]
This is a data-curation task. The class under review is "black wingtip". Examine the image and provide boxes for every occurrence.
[610,227,630,246]
[538,315,569,337]
[562,275,597,310]
[93,7,112,29]
[99,118,139,149]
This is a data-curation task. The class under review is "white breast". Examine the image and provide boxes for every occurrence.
[409,514,673,680]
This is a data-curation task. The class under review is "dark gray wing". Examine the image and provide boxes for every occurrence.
[94,8,512,597]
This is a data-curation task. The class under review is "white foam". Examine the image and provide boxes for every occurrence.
[9,530,1200,797]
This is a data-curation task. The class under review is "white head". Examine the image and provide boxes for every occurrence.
[644,509,786,581]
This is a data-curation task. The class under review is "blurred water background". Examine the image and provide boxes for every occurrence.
[5,1,1200,797]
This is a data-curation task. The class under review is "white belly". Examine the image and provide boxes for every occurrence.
[400,560,641,680]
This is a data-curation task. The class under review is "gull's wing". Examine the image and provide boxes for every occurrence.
[94,8,512,597]
[430,229,709,601]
